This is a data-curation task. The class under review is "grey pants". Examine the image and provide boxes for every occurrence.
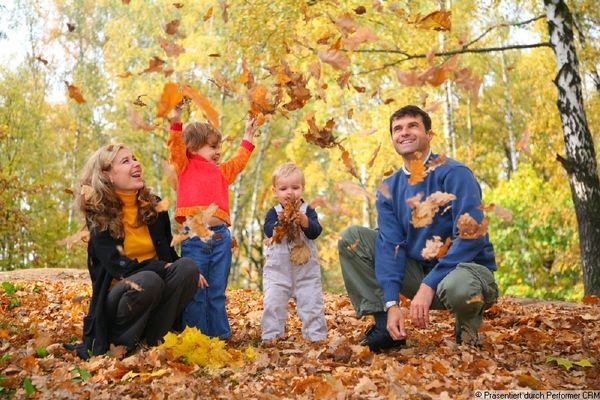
[262,241,328,342]
[106,257,199,349]
[338,226,498,336]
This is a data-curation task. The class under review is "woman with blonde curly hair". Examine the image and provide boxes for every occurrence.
[68,144,202,359]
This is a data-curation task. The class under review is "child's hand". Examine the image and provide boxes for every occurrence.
[243,116,257,142]
[170,106,183,124]
[298,212,309,228]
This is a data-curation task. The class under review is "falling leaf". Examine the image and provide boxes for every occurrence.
[218,0,229,22]
[354,6,366,14]
[35,56,48,65]
[164,19,181,35]
[121,278,143,292]
[341,150,359,179]
[396,69,421,86]
[161,160,178,191]
[304,113,338,148]
[335,13,358,34]
[65,81,85,103]
[157,36,186,58]
[171,233,189,247]
[203,7,214,21]
[66,23,76,32]
[337,181,374,199]
[156,82,184,118]
[366,142,381,168]
[182,85,220,128]
[140,56,166,74]
[421,236,452,260]
[133,95,147,107]
[456,213,489,239]
[343,26,378,51]
[409,191,456,228]
[414,10,451,31]
[376,180,391,199]
[127,105,155,131]
[407,154,427,185]
[318,49,351,70]
[56,227,90,249]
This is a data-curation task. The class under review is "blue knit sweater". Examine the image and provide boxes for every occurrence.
[375,155,496,302]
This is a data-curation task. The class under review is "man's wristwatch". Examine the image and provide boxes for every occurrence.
[384,300,399,312]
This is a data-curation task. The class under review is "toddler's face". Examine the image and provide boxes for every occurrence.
[196,137,221,164]
[273,172,304,205]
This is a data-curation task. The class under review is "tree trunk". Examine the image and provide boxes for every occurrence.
[500,50,518,175]
[545,0,600,296]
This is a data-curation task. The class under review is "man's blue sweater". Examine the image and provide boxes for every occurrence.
[375,154,497,302]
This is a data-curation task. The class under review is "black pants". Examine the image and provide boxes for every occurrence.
[105,258,198,349]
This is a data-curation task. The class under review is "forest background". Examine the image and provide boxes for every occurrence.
[1,0,598,301]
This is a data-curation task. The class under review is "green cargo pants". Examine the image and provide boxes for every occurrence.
[338,226,498,338]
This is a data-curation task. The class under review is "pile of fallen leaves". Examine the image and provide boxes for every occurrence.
[0,273,598,399]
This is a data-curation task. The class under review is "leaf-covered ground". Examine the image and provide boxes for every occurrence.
[0,269,598,399]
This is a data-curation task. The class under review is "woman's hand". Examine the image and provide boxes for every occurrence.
[198,274,209,288]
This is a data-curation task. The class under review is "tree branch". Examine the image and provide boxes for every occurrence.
[462,15,546,50]
[357,42,552,74]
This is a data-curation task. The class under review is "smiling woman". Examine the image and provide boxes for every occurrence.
[66,143,200,359]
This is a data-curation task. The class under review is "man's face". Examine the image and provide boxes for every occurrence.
[390,114,433,160]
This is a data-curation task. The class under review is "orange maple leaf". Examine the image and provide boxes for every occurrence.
[456,213,489,239]
[408,154,427,185]
[183,85,220,129]
[414,10,452,31]
[156,82,184,118]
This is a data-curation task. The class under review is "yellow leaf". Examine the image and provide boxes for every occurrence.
[414,10,451,31]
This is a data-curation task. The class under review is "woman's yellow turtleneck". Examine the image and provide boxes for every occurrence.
[117,191,157,262]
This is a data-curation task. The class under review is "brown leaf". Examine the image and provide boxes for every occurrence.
[127,105,155,131]
[66,22,76,32]
[366,142,381,168]
[35,56,48,65]
[376,180,391,199]
[157,36,186,58]
[456,213,489,239]
[408,155,427,185]
[353,6,366,14]
[335,13,358,34]
[140,56,166,74]
[414,10,451,31]
[343,26,378,51]
[341,150,359,179]
[122,278,144,292]
[318,49,351,70]
[165,19,181,35]
[290,242,311,265]
[65,81,86,104]
[218,0,229,23]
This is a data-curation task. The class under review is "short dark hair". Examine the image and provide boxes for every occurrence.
[389,105,432,134]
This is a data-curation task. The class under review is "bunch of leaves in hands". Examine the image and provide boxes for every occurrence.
[271,197,311,265]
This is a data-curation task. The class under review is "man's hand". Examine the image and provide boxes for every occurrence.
[243,117,257,142]
[410,283,436,328]
[386,306,407,340]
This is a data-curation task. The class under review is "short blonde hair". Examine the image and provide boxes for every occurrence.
[183,122,222,152]
[272,162,305,186]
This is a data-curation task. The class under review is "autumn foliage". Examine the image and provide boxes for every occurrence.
[0,274,598,398]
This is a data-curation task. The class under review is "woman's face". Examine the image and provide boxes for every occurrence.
[106,148,144,193]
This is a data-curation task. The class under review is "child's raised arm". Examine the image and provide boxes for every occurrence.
[243,116,257,143]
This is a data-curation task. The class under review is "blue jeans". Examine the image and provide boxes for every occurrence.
[181,225,232,339]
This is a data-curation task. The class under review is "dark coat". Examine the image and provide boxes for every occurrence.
[74,210,178,359]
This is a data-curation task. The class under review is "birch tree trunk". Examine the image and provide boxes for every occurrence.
[545,0,600,296]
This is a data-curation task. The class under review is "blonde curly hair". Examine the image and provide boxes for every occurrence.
[75,144,158,239]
